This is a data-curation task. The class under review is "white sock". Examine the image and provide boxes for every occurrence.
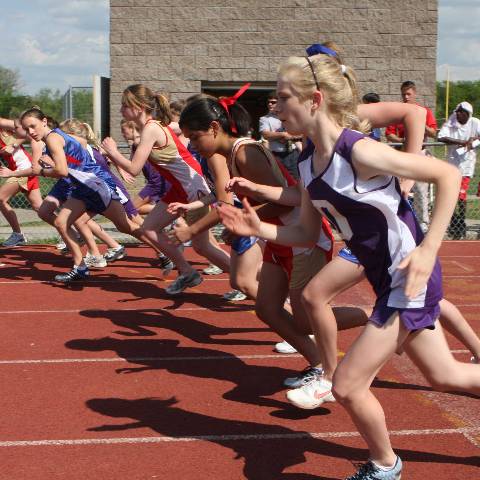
[372,457,397,471]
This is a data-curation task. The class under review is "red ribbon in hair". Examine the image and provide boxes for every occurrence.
[218,82,251,134]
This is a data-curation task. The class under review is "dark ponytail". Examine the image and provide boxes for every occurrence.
[180,97,251,137]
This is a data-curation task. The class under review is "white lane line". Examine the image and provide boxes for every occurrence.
[0,307,241,314]
[1,427,479,448]
[0,274,479,285]
[0,278,230,285]
[1,304,480,315]
[0,354,303,365]
[0,351,471,366]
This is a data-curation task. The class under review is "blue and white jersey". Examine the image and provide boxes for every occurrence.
[298,129,442,327]
[45,129,117,194]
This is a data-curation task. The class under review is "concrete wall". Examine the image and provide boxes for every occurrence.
[110,0,437,139]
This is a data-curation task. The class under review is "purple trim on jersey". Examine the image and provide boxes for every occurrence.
[305,128,443,331]
[397,188,424,241]
[308,174,392,296]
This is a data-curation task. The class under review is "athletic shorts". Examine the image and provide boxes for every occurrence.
[338,246,360,264]
[114,185,138,219]
[70,181,119,214]
[48,179,73,202]
[459,176,471,202]
[231,235,258,255]
[229,198,258,255]
[6,175,39,192]
[183,205,209,226]
[264,243,329,290]
[138,181,168,204]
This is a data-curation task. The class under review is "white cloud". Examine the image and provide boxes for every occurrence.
[1,0,108,94]
[437,0,480,80]
[2,0,479,93]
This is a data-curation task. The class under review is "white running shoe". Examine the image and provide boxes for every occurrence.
[286,377,335,409]
[84,253,107,269]
[203,264,223,275]
[56,239,67,250]
[104,245,126,262]
[275,340,297,354]
[222,289,247,301]
[2,232,27,247]
[275,335,315,354]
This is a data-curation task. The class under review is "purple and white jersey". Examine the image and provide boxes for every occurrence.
[298,129,442,330]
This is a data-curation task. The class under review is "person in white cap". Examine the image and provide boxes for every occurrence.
[438,101,480,238]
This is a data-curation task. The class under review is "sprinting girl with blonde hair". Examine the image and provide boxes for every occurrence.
[217,47,480,479]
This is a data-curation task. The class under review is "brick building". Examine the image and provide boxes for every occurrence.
[109,0,438,139]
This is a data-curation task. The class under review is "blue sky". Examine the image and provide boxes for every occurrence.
[2,0,479,95]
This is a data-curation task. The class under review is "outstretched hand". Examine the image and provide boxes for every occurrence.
[397,245,436,299]
[225,176,257,198]
[0,166,13,178]
[216,198,261,237]
[101,137,119,158]
[167,202,190,216]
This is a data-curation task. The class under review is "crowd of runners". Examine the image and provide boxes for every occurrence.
[0,42,479,480]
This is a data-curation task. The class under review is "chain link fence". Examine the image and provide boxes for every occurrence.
[0,143,479,243]
[62,86,94,127]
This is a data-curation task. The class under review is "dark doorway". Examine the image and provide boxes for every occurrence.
[202,81,276,140]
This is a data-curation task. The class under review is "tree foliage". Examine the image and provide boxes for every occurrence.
[0,65,92,125]
[436,80,480,126]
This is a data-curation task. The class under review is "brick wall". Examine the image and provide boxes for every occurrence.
[110,0,438,139]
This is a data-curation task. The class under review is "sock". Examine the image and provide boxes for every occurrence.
[372,457,398,471]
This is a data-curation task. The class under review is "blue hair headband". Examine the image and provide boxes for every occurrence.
[306,44,337,58]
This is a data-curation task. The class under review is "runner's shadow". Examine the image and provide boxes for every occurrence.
[85,396,480,479]
[86,396,351,479]
[0,247,71,281]
[373,378,480,399]
[80,308,271,346]
[79,273,255,312]
[65,337,325,412]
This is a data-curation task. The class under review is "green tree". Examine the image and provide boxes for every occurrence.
[436,80,480,126]
[0,65,92,124]
[0,66,22,93]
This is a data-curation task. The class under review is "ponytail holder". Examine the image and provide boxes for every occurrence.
[306,43,337,58]
[218,82,251,134]
[341,65,347,75]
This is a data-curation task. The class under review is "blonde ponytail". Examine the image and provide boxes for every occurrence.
[278,45,370,134]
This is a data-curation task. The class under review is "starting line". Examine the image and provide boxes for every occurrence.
[1,426,479,448]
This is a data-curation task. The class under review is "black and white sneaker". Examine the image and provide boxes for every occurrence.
[283,366,323,389]
[54,266,89,283]
[157,253,175,272]
[345,456,402,479]
[104,245,126,262]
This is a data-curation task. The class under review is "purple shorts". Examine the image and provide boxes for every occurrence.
[48,179,73,202]
[113,184,138,219]
[139,182,168,204]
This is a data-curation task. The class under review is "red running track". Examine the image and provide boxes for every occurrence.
[0,242,479,479]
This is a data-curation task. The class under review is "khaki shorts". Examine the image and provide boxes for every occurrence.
[6,176,29,191]
[185,205,210,226]
[289,246,329,291]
